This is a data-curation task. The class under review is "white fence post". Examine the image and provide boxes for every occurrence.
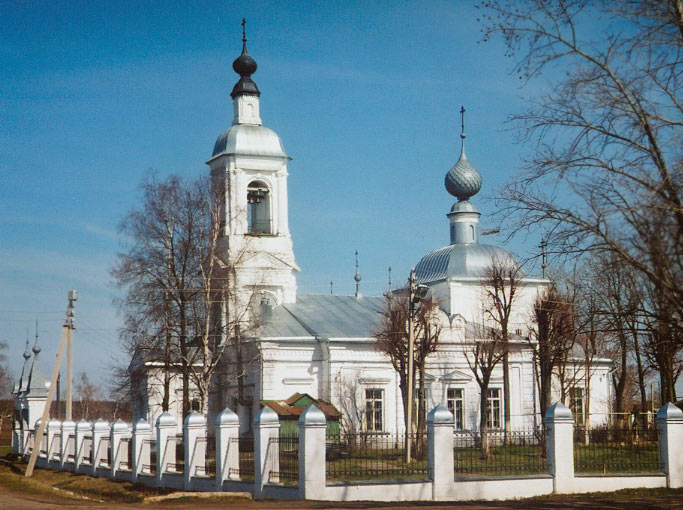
[32,419,45,463]
[110,419,130,478]
[215,407,239,489]
[427,405,454,500]
[46,419,61,465]
[60,420,75,470]
[132,419,152,482]
[156,412,177,481]
[254,407,280,499]
[298,405,326,500]
[74,420,90,472]
[543,402,574,493]
[183,411,207,490]
[657,403,683,488]
[91,419,110,475]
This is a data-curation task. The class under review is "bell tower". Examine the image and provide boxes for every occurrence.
[207,22,298,307]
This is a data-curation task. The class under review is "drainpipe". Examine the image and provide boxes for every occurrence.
[317,337,331,401]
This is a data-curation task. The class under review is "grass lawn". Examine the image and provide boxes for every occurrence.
[574,443,661,474]
[0,452,177,503]
[453,444,547,476]
[326,447,429,482]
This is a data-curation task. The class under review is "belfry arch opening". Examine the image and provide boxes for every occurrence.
[247,180,272,234]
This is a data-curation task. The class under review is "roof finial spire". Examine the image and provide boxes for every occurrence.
[539,238,548,278]
[330,281,334,295]
[23,330,31,360]
[354,250,362,299]
[460,105,466,139]
[32,320,41,355]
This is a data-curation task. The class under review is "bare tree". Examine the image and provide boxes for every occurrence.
[531,284,575,418]
[464,321,506,459]
[481,257,521,443]
[112,172,257,417]
[75,372,102,421]
[336,373,365,436]
[375,293,441,435]
[0,342,12,441]
[477,1,683,352]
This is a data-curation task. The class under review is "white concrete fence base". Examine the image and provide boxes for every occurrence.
[16,403,683,501]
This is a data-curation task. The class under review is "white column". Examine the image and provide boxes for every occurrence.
[543,402,574,493]
[156,412,177,480]
[132,419,152,482]
[74,420,90,472]
[110,419,130,477]
[32,419,45,461]
[298,405,326,500]
[254,407,280,499]
[183,411,207,490]
[91,419,110,475]
[657,403,683,488]
[60,420,75,470]
[46,419,61,464]
[427,405,454,500]
[215,407,240,489]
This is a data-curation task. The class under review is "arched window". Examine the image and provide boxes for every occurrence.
[247,180,272,234]
[470,225,475,241]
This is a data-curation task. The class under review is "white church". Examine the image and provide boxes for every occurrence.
[130,36,613,435]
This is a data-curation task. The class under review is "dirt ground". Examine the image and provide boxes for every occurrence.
[1,484,683,510]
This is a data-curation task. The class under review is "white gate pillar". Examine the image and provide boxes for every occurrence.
[254,407,279,499]
[60,420,75,470]
[74,420,90,472]
[132,419,152,482]
[298,405,326,500]
[183,411,207,489]
[215,407,239,489]
[657,403,683,488]
[544,402,574,493]
[91,419,110,475]
[427,405,454,500]
[110,419,130,477]
[46,419,61,464]
[156,412,177,480]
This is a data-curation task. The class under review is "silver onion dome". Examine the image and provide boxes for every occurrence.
[445,150,482,200]
[445,106,482,201]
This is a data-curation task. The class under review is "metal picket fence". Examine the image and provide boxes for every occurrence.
[574,426,661,474]
[326,432,428,482]
[453,429,547,477]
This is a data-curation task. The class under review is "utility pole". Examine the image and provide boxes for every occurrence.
[25,290,78,477]
[65,290,77,421]
[406,270,416,463]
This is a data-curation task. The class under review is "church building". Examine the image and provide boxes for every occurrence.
[132,35,613,435]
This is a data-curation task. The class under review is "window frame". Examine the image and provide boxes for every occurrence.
[364,388,384,433]
[447,387,465,430]
[246,180,273,235]
[485,387,502,430]
[569,387,585,426]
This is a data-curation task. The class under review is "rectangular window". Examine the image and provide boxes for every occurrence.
[486,388,502,429]
[365,388,384,432]
[569,387,585,425]
[447,388,464,430]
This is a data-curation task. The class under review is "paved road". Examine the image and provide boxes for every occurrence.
[1,485,682,510]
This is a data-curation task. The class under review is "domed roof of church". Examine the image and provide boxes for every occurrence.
[445,151,482,200]
[212,123,288,159]
[414,243,519,284]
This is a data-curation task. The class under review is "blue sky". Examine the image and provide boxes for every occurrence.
[0,1,547,390]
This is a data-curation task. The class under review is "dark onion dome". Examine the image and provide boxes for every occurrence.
[231,40,260,98]
[445,149,482,200]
